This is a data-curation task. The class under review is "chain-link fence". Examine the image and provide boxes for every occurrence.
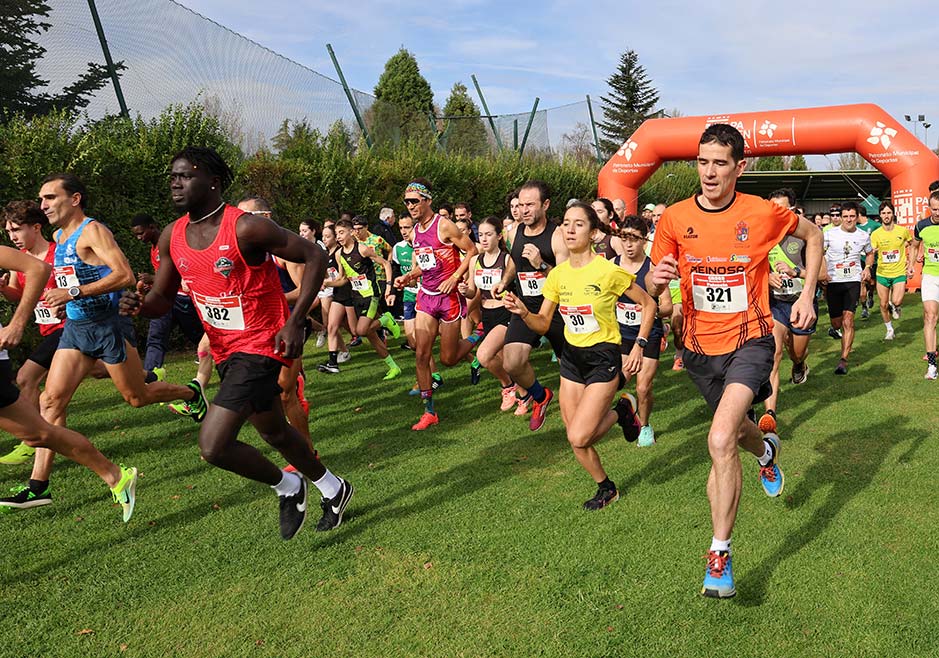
[35,0,604,160]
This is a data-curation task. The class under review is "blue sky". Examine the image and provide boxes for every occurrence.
[175,0,939,153]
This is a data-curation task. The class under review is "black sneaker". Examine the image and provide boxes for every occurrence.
[615,393,640,442]
[0,484,52,511]
[828,327,842,340]
[278,475,308,540]
[315,479,354,532]
[317,362,340,374]
[470,361,481,385]
[791,361,809,385]
[401,343,415,351]
[349,336,362,348]
[834,360,848,376]
[431,374,444,391]
[583,483,619,511]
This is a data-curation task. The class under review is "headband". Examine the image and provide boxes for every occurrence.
[405,182,433,200]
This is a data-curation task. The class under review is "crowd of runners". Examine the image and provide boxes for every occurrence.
[1,124,937,598]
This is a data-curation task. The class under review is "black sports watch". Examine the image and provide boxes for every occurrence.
[67,286,81,299]
[636,336,648,348]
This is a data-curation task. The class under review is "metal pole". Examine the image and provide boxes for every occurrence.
[513,119,518,151]
[86,0,128,118]
[326,44,372,148]
[518,97,540,158]
[427,112,444,151]
[471,74,504,151]
[586,95,603,164]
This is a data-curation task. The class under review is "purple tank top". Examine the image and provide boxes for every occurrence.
[412,214,461,293]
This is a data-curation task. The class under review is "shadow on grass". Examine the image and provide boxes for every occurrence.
[735,414,912,606]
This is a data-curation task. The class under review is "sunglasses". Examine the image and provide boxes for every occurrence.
[620,233,646,242]
[403,198,423,206]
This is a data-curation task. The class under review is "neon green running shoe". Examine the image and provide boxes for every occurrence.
[379,312,401,339]
[0,483,51,511]
[169,380,208,423]
[153,367,166,382]
[110,465,138,523]
[383,366,402,381]
[0,441,36,465]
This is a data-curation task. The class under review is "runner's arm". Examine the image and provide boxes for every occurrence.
[282,258,305,305]
[503,291,556,335]
[459,255,479,298]
[0,246,51,348]
[0,269,23,302]
[551,226,570,266]
[124,224,181,318]
[789,217,822,329]
[440,218,477,293]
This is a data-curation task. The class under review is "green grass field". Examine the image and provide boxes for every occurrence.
[2,299,939,657]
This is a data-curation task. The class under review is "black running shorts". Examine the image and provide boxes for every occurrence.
[559,342,622,386]
[682,335,774,413]
[214,353,284,415]
[825,282,861,319]
[0,360,19,409]
[505,309,566,356]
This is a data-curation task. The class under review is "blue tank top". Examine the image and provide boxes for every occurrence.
[54,218,118,321]
[613,255,663,341]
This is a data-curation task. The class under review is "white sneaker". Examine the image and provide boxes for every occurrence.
[884,327,895,341]
[337,351,351,364]
[315,331,326,348]
[927,365,938,381]
[892,307,900,320]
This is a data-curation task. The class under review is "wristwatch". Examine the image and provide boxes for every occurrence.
[793,266,802,278]
[67,286,81,299]
[636,336,648,348]
[537,261,548,271]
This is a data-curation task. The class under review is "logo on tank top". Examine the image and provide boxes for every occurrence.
[735,221,749,242]
[214,257,234,277]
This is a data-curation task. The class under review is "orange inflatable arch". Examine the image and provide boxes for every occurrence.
[598,103,939,225]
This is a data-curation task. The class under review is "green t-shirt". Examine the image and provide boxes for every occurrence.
[392,240,417,303]
[363,233,390,282]
[915,218,939,276]
[857,219,881,265]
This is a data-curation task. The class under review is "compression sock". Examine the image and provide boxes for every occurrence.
[929,352,938,367]
[420,390,435,415]
[528,379,546,404]
[383,355,399,370]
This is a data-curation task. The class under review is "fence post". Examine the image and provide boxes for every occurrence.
[326,44,372,148]
[518,98,540,158]
[586,94,603,164]
[471,75,504,152]
[86,0,129,118]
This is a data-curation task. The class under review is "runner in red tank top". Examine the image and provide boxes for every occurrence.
[393,178,482,431]
[121,147,353,538]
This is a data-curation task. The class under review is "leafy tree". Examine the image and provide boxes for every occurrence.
[440,82,488,156]
[0,0,125,119]
[597,49,660,157]
[789,154,808,171]
[752,155,786,171]
[369,49,434,147]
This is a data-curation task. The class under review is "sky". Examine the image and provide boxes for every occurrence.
[172,0,939,155]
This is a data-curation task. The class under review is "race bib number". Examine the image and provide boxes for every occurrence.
[53,266,79,289]
[691,272,747,313]
[773,275,804,297]
[518,271,546,297]
[327,266,339,280]
[193,292,245,330]
[559,304,600,334]
[33,301,58,325]
[615,301,642,326]
[349,274,370,292]
[881,249,900,264]
[415,246,437,270]
[832,261,860,282]
[474,267,501,291]
[927,247,939,263]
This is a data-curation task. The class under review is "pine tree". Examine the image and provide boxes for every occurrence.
[0,0,125,119]
[369,49,434,146]
[597,50,660,157]
[441,82,489,156]
[789,154,808,171]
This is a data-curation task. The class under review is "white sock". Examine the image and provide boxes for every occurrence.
[758,440,774,466]
[710,537,731,553]
[313,469,342,499]
[885,321,893,331]
[272,470,301,497]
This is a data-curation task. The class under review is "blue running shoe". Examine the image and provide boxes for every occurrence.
[759,433,784,497]
[701,550,735,598]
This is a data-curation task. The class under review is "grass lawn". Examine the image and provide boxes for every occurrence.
[1,298,938,657]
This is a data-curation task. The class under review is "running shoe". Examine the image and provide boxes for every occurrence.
[500,385,517,411]
[790,361,809,385]
[169,380,208,422]
[672,356,684,371]
[315,331,326,348]
[0,442,36,465]
[400,343,414,351]
[924,353,930,362]
[660,335,668,353]
[892,306,901,320]
[828,327,842,340]
[337,351,352,363]
[615,393,640,443]
[153,366,166,382]
[926,365,938,381]
[834,360,848,376]
[470,357,481,385]
[315,478,354,532]
[431,373,444,391]
[759,434,784,497]
[529,388,554,431]
[278,474,308,540]
[408,385,420,396]
[317,363,340,374]
[583,483,619,511]
[860,306,869,320]
[110,465,138,523]
[383,366,402,381]
[885,327,895,341]
[551,352,558,363]
[514,396,530,416]
[701,550,735,598]
[411,412,439,431]
[379,312,401,339]
[758,410,777,433]
[348,336,362,348]
[637,425,656,447]
[0,483,51,511]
